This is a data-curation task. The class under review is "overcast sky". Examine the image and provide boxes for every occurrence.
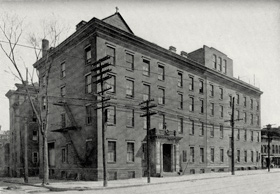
[0,0,279,131]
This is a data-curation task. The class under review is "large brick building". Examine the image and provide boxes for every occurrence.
[5,83,40,177]
[33,12,262,180]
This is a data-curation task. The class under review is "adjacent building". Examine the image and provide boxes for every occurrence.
[33,12,263,180]
[0,126,9,176]
[5,83,40,177]
[261,127,280,168]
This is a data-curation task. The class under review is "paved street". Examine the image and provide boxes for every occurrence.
[1,170,280,193]
[42,170,280,194]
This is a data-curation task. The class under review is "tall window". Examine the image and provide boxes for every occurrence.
[190,147,194,163]
[212,54,217,69]
[85,74,92,94]
[237,110,240,120]
[85,46,91,63]
[86,105,92,125]
[178,72,183,87]
[199,122,204,136]
[32,130,38,141]
[256,102,259,111]
[158,88,165,105]
[220,125,223,138]
[200,99,204,114]
[257,115,260,126]
[182,150,187,162]
[250,99,253,109]
[237,150,240,162]
[61,62,66,78]
[143,84,150,101]
[257,132,260,142]
[143,59,150,76]
[158,114,165,130]
[210,148,214,162]
[220,88,223,99]
[62,148,66,163]
[244,96,247,107]
[33,152,38,164]
[223,59,227,74]
[200,148,204,163]
[106,46,115,65]
[199,80,204,93]
[126,109,134,127]
[220,148,224,163]
[244,150,247,162]
[108,141,116,162]
[61,113,66,128]
[251,131,253,141]
[220,105,223,118]
[107,75,116,93]
[251,114,254,125]
[189,97,194,112]
[237,129,240,140]
[127,142,134,162]
[244,112,247,123]
[61,86,66,97]
[210,84,214,97]
[218,57,222,71]
[251,151,254,162]
[178,117,183,134]
[210,103,214,116]
[126,53,134,70]
[178,93,183,109]
[107,106,116,124]
[190,120,194,135]
[210,124,214,137]
[189,76,194,91]
[229,95,232,107]
[158,65,164,80]
[244,129,247,141]
[256,151,259,162]
[236,94,240,104]
[126,79,134,97]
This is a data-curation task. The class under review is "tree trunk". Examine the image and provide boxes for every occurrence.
[24,122,28,183]
[42,131,49,185]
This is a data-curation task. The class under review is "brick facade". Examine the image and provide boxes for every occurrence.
[33,12,262,180]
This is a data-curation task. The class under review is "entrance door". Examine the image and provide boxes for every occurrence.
[163,144,172,172]
[48,142,55,167]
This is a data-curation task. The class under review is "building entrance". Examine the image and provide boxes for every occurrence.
[163,144,172,172]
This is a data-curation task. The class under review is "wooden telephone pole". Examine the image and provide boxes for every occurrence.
[139,99,157,183]
[92,55,112,187]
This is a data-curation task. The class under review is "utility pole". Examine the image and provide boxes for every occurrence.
[231,97,235,175]
[92,55,112,187]
[266,124,272,172]
[225,97,242,175]
[139,99,157,183]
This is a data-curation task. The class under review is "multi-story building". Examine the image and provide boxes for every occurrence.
[0,126,10,176]
[33,12,262,180]
[261,127,280,168]
[5,83,40,177]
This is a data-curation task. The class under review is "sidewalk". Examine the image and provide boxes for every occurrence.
[1,169,280,192]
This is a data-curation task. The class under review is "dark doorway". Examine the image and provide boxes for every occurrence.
[163,144,172,172]
[48,142,55,167]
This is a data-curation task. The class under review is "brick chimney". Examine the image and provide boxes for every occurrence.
[180,51,188,58]
[169,46,176,53]
[42,39,49,57]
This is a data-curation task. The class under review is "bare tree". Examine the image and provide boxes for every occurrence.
[0,13,69,185]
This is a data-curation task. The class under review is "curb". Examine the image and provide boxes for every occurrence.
[1,170,280,192]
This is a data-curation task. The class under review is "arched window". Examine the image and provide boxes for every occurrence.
[212,55,217,69]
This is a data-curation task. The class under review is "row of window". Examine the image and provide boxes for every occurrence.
[212,54,227,74]
[262,144,280,154]
[183,148,259,164]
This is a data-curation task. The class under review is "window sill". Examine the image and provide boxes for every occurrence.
[126,162,135,164]
[126,95,134,99]
[107,123,116,126]
[126,68,134,72]
[126,126,134,128]
[107,162,116,164]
